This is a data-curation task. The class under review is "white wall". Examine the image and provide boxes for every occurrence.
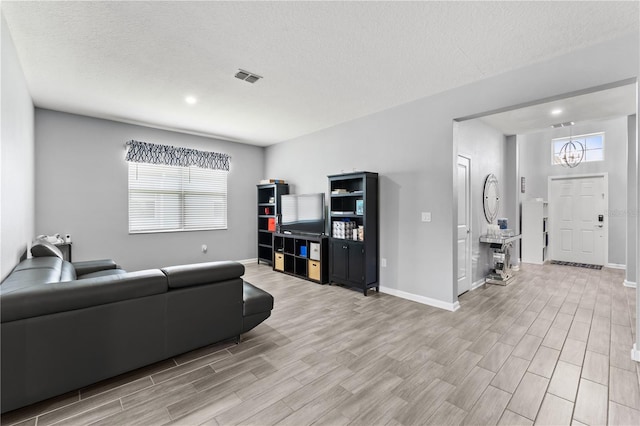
[34,109,265,271]
[457,119,511,285]
[518,116,628,265]
[628,114,637,285]
[1,14,34,281]
[265,34,639,308]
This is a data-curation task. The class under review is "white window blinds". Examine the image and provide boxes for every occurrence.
[128,162,227,233]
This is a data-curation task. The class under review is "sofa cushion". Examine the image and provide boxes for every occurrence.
[1,270,168,323]
[161,261,245,289]
[243,281,274,316]
[1,258,66,294]
[73,259,118,277]
[12,257,63,272]
[79,269,127,279]
[30,240,64,259]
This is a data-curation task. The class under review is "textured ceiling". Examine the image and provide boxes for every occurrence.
[2,1,638,146]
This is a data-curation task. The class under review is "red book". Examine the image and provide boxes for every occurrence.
[268,217,276,232]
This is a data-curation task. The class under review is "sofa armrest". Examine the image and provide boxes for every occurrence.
[1,270,167,323]
[72,259,119,277]
[161,261,245,289]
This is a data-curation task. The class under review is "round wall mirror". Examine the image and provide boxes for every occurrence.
[483,174,500,223]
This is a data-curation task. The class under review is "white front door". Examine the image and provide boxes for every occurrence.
[457,156,472,295]
[549,175,607,265]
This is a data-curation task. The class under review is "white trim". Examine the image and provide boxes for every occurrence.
[606,263,626,270]
[471,278,486,291]
[624,280,637,288]
[379,286,460,312]
[456,154,472,296]
[632,344,640,363]
[237,258,259,265]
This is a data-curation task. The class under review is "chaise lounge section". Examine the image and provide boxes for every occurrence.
[0,241,273,413]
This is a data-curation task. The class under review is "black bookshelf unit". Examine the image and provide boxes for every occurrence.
[257,183,289,265]
[328,172,379,295]
[273,233,328,284]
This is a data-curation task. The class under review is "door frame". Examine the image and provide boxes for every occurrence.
[547,172,609,265]
[456,154,472,296]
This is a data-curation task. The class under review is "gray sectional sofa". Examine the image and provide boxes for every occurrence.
[0,242,273,413]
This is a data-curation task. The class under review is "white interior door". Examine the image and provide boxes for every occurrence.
[457,156,472,295]
[549,175,607,265]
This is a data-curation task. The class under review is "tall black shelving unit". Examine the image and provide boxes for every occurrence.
[328,172,378,295]
[257,183,289,265]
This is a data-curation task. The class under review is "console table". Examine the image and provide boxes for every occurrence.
[479,234,521,285]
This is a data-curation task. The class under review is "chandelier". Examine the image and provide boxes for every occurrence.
[559,139,585,168]
[555,122,585,168]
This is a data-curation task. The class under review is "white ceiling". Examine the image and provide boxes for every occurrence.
[2,1,638,146]
[478,83,638,135]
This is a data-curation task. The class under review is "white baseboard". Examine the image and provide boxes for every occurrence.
[606,263,626,270]
[379,286,460,312]
[632,344,640,362]
[623,280,637,288]
[471,278,486,291]
[237,258,258,265]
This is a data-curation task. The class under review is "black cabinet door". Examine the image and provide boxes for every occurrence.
[329,239,348,281]
[346,241,365,284]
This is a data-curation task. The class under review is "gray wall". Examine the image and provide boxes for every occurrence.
[518,116,628,265]
[1,14,35,281]
[457,119,511,285]
[34,109,264,271]
[265,34,639,306]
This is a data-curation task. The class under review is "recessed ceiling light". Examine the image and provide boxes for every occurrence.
[551,108,563,115]
[185,96,197,105]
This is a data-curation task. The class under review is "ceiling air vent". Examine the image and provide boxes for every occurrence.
[235,69,262,83]
[551,121,575,128]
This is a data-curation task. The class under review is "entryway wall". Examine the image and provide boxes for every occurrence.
[518,116,629,266]
[457,119,516,288]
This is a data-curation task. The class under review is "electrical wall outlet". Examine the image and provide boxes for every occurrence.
[421,212,432,222]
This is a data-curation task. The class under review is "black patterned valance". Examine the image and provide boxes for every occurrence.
[125,140,230,171]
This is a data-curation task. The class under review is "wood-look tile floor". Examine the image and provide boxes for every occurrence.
[2,262,639,425]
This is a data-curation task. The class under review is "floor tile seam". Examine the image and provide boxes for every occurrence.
[152,362,217,386]
[2,415,38,426]
[211,354,269,374]
[574,377,611,425]
[80,373,157,400]
[607,395,640,412]
[120,381,199,413]
[44,398,122,426]
[278,385,345,422]
[2,392,81,426]
[505,368,553,423]
[38,378,154,426]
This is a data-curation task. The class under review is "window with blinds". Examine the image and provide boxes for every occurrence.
[128,162,227,233]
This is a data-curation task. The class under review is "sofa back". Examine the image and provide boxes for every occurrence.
[1,270,168,323]
[0,257,74,294]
